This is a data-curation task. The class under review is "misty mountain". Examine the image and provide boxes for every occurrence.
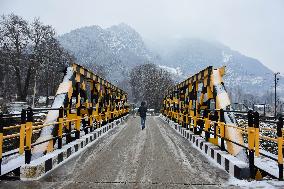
[58,23,283,103]
[147,37,284,102]
[58,23,153,83]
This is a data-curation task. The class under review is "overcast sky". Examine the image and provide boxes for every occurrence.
[1,0,284,74]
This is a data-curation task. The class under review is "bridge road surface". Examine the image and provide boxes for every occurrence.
[1,116,238,189]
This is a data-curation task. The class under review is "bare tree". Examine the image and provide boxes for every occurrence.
[0,14,73,107]
[0,14,30,100]
[130,63,174,111]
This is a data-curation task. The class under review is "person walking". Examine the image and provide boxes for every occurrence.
[138,101,147,130]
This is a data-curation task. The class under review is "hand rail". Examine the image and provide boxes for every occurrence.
[162,109,284,180]
[0,105,130,175]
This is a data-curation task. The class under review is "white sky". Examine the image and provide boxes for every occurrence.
[1,0,284,74]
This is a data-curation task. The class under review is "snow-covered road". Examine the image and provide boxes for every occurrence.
[2,116,284,188]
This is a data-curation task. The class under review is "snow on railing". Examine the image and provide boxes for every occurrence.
[162,108,284,180]
[162,66,284,180]
[0,105,129,176]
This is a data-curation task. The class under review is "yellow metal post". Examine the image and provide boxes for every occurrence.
[204,110,210,141]
[89,107,94,131]
[193,110,197,134]
[66,106,73,144]
[75,82,81,139]
[25,108,33,164]
[247,110,255,178]
[277,116,283,180]
[254,111,260,157]
[189,99,193,130]
[209,111,218,145]
[219,109,225,151]
[0,113,3,174]
[75,106,81,139]
[58,107,64,149]
[19,109,26,154]
[185,113,189,129]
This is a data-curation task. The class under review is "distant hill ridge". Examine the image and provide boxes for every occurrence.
[58,23,153,83]
[58,23,283,100]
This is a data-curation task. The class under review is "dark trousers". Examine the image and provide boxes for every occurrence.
[141,117,146,129]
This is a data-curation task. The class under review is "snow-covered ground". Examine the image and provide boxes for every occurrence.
[158,65,183,77]
[226,178,284,188]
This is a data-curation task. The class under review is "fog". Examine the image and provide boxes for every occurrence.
[1,0,283,74]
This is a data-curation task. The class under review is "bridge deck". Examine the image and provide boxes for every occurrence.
[1,116,235,188]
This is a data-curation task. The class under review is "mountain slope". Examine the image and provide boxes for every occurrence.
[147,38,282,100]
[58,23,153,82]
[59,24,282,102]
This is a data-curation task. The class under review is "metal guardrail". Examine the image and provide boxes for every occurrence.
[0,106,129,175]
[162,109,284,180]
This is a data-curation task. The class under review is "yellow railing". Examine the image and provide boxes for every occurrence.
[162,109,284,180]
[0,105,129,173]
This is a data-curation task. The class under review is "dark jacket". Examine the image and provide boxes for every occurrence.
[138,106,147,118]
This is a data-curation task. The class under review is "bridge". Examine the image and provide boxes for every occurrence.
[0,64,284,188]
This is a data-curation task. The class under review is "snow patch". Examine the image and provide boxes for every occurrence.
[222,51,232,64]
[226,177,284,189]
[156,120,195,171]
[159,65,183,76]
[1,155,24,175]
